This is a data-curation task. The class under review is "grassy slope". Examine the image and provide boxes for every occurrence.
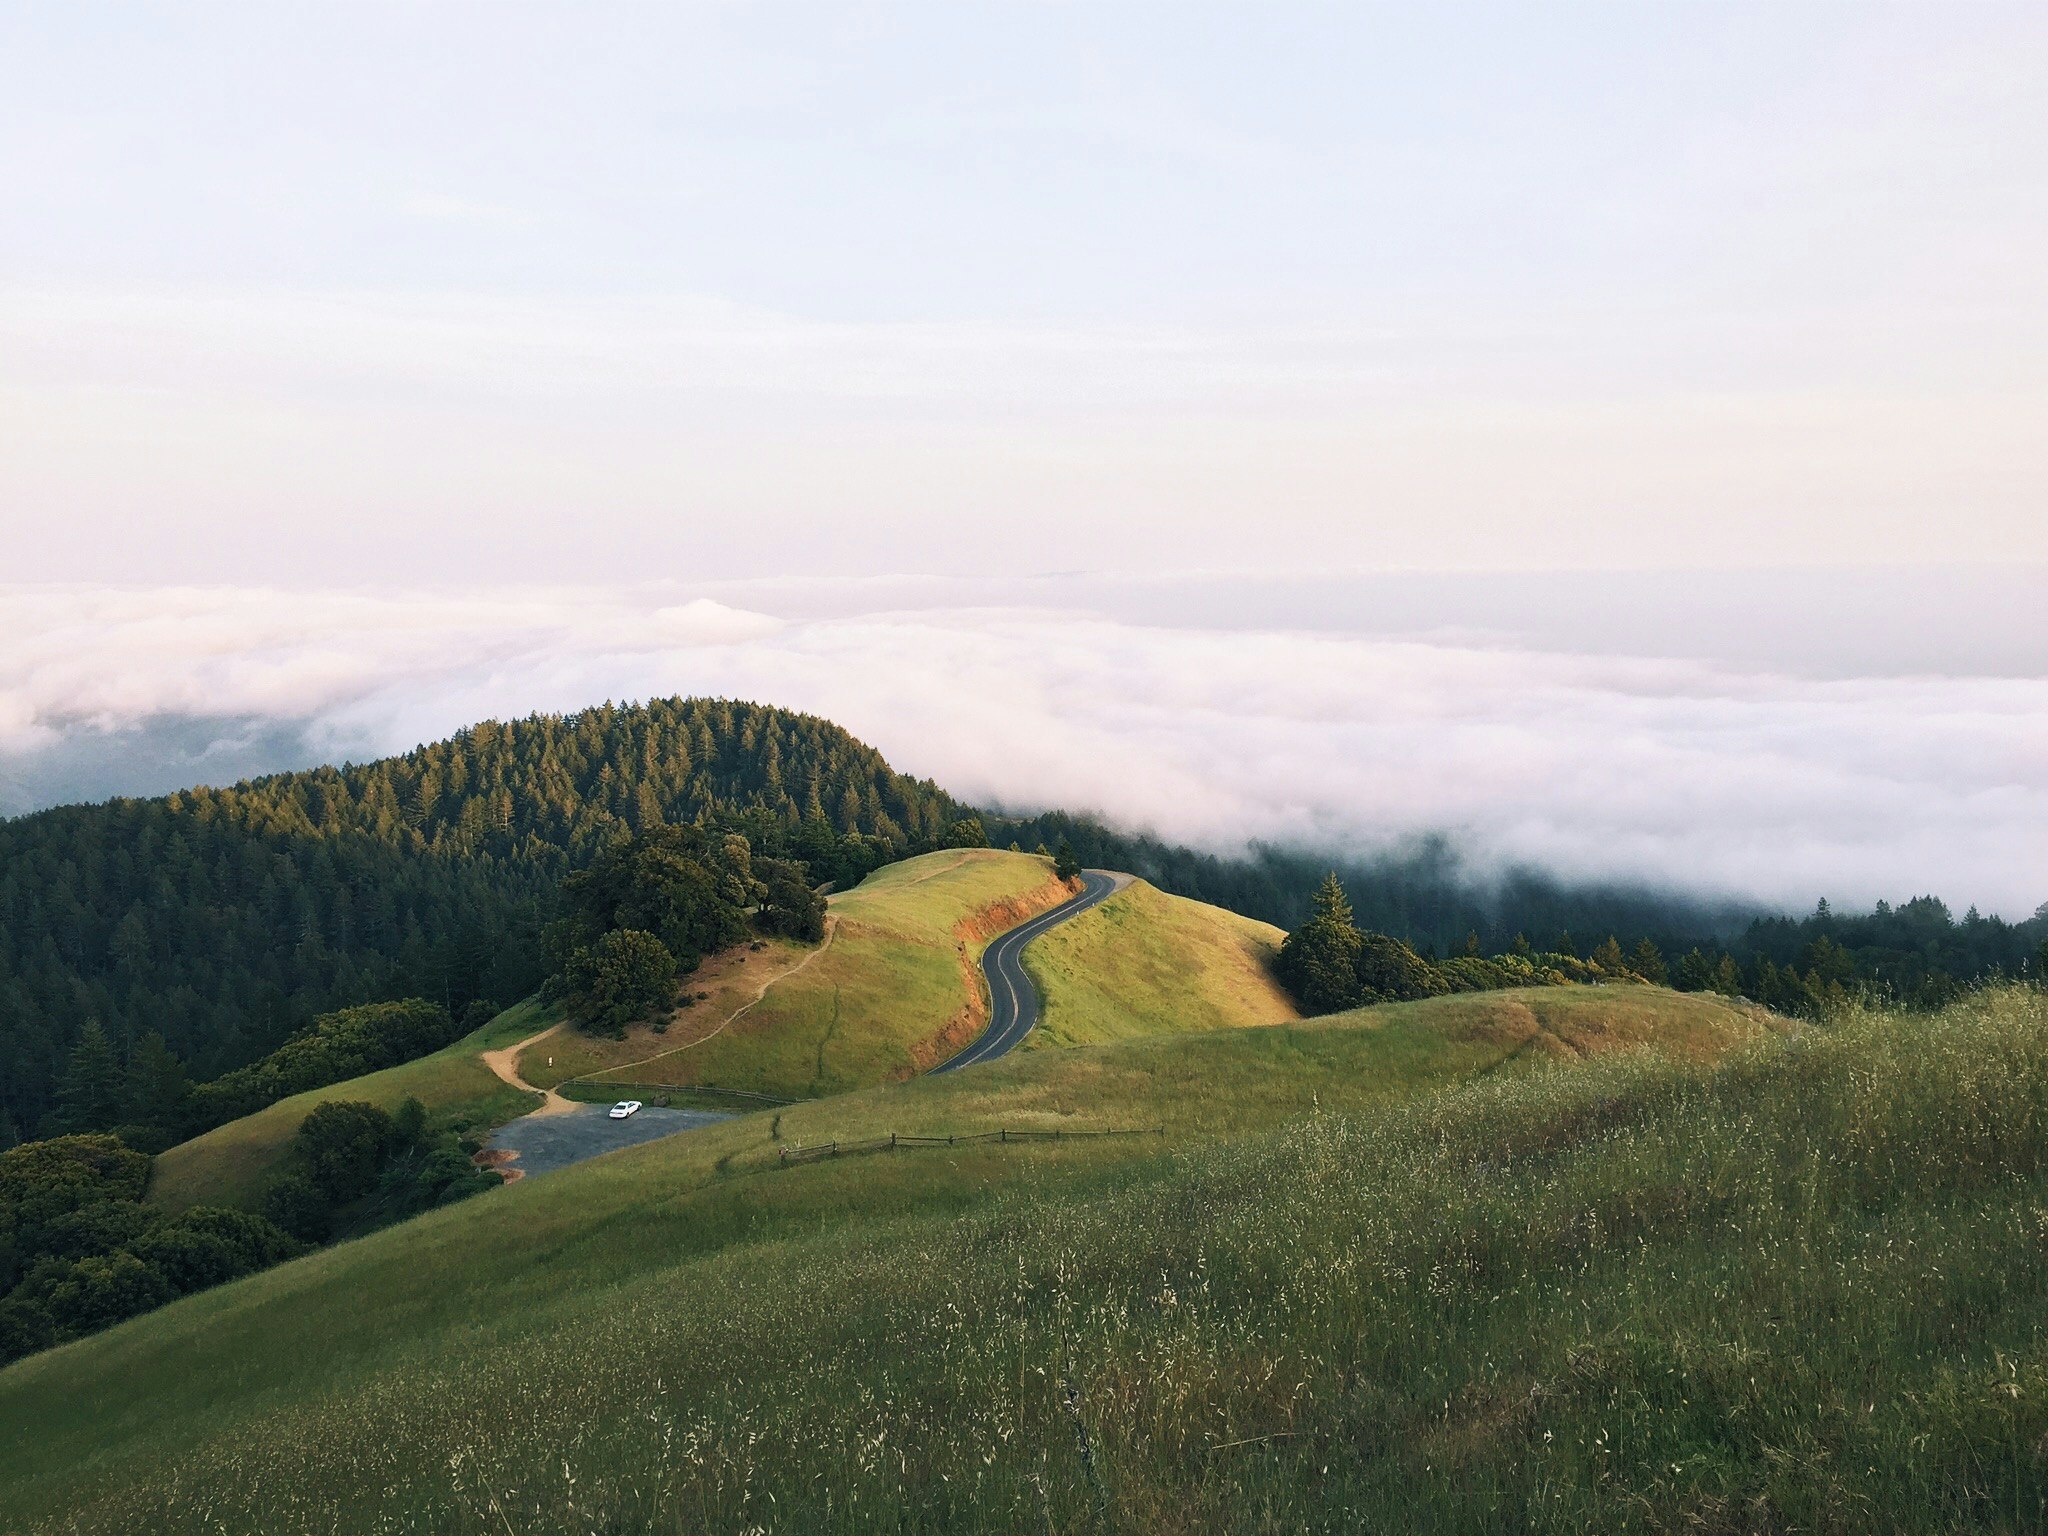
[141,851,1288,1208]
[515,934,810,1090]
[0,986,1793,1533]
[581,848,1075,1098]
[146,1001,548,1213]
[1023,876,1301,1046]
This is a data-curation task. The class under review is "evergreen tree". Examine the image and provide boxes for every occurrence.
[1631,938,1669,985]
[123,1033,189,1130]
[1591,936,1627,974]
[1053,840,1082,883]
[56,1022,124,1134]
[1712,953,1743,995]
[1276,874,1365,1014]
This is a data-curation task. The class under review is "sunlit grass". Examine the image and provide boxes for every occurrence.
[1022,877,1301,1046]
[586,848,1075,1098]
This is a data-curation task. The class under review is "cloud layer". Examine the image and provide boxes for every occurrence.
[3,583,2041,917]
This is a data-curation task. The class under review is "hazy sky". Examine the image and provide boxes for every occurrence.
[2,6,2043,915]
[3,2,2044,580]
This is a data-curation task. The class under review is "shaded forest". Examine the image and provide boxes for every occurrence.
[0,700,961,1139]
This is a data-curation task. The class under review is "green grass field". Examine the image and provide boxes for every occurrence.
[1022,876,1301,1046]
[0,982,1837,1534]
[146,1001,548,1212]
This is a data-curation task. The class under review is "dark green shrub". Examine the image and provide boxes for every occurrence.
[261,1170,333,1243]
[295,1102,395,1205]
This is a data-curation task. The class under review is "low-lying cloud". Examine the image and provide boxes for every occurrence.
[3,582,2042,917]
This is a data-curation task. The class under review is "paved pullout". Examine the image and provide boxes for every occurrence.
[933,869,1131,1074]
[486,1104,732,1179]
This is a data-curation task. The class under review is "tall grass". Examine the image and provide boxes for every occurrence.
[7,989,2048,1532]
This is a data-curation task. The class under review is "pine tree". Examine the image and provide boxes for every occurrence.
[124,1031,190,1129]
[1276,873,1364,1014]
[1630,938,1669,985]
[1712,953,1743,996]
[57,1020,125,1133]
[1053,840,1082,883]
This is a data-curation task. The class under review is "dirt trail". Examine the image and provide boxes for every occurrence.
[595,913,842,1078]
[481,1022,579,1118]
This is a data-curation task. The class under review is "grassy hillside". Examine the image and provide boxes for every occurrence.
[578,848,1077,1098]
[144,854,1304,1207]
[1021,876,1300,1046]
[0,985,1802,1533]
[146,1001,547,1212]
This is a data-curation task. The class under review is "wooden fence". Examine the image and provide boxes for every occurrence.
[777,1126,1165,1166]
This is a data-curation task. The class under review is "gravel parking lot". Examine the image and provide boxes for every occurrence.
[487,1103,731,1178]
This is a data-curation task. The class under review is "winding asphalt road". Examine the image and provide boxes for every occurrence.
[932,869,1130,1074]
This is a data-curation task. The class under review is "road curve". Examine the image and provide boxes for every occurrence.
[931,869,1129,1074]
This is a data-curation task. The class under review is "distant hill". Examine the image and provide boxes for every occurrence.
[0,699,963,1137]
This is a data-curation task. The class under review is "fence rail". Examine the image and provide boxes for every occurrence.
[777,1126,1165,1166]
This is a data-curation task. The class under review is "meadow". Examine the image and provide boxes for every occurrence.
[0,982,1874,1533]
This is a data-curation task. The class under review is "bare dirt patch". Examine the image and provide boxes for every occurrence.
[470,1146,524,1185]
[481,1023,578,1117]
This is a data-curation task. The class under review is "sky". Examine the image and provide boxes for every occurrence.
[1,4,2043,913]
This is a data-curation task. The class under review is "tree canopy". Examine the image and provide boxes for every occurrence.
[0,699,963,1137]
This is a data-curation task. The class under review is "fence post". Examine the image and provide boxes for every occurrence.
[890,1132,897,1150]
[948,1133,955,1146]
[1000,1128,1006,1144]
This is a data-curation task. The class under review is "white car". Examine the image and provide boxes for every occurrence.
[608,1100,643,1120]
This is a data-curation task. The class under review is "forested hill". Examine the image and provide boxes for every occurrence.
[0,700,962,1139]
